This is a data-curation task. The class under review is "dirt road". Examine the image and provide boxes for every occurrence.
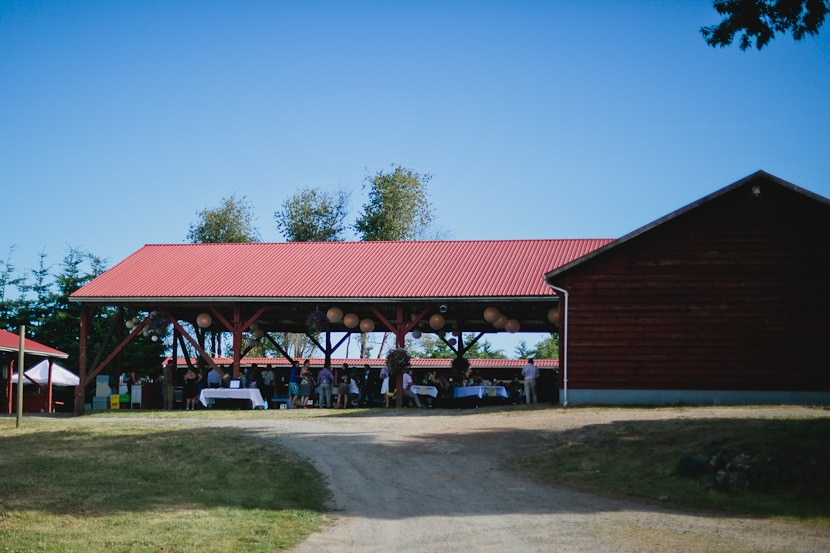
[213,405,829,553]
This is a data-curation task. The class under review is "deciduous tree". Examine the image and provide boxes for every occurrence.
[274,187,350,242]
[701,0,828,50]
[354,165,435,241]
[186,194,261,243]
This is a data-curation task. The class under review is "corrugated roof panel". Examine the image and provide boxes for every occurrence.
[71,239,613,300]
[0,329,69,358]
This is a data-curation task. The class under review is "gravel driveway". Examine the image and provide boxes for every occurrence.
[207,406,828,553]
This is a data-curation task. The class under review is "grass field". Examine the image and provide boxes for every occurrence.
[508,414,830,525]
[0,416,327,553]
[2,406,829,552]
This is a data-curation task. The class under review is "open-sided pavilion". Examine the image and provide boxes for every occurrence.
[69,238,610,413]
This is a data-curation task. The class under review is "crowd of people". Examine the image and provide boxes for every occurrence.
[158,358,550,410]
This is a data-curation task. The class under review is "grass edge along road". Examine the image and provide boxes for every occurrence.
[0,417,327,553]
[506,409,830,527]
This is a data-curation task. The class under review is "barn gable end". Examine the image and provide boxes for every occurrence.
[545,171,830,406]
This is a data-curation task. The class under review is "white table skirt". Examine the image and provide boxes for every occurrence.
[452,385,508,399]
[199,388,265,409]
[408,385,438,398]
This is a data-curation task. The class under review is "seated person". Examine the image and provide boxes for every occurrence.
[434,374,453,398]
[402,370,422,408]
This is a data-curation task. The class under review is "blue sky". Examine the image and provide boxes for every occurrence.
[2,1,828,355]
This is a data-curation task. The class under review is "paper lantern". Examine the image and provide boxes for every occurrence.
[343,313,359,328]
[125,319,135,330]
[359,318,375,333]
[493,314,508,329]
[326,306,344,323]
[253,329,265,340]
[196,313,212,329]
[429,313,445,330]
[483,307,500,323]
[505,319,521,333]
[448,337,457,346]
[151,335,158,342]
[249,322,259,332]
[547,307,559,325]
[411,328,422,339]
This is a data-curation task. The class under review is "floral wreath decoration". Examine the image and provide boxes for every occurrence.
[386,348,411,377]
[306,310,327,334]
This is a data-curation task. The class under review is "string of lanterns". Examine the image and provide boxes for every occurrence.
[191,304,560,340]
[124,311,169,342]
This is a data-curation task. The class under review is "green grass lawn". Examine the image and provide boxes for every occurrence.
[0,416,327,553]
[508,413,830,525]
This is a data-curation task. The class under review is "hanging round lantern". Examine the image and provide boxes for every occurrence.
[125,319,135,330]
[505,319,521,333]
[429,313,445,330]
[411,328,422,339]
[253,329,265,340]
[326,306,344,323]
[151,334,159,342]
[196,312,212,329]
[359,318,375,333]
[249,322,259,332]
[343,313,359,328]
[547,307,559,325]
[448,337,457,346]
[483,307,500,323]
[493,314,508,329]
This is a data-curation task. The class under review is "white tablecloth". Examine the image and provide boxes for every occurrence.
[408,385,438,398]
[199,388,265,409]
[453,385,508,399]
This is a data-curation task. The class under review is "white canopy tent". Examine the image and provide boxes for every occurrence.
[11,359,79,387]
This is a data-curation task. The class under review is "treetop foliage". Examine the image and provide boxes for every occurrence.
[354,165,435,241]
[274,187,350,242]
[701,0,828,50]
[186,194,261,244]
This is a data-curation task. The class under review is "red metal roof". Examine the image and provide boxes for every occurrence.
[71,240,612,300]
[0,329,68,358]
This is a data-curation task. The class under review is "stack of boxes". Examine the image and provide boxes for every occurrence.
[92,375,111,410]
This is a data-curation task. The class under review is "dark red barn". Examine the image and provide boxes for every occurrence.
[544,171,830,406]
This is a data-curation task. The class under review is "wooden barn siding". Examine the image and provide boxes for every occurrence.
[555,182,830,392]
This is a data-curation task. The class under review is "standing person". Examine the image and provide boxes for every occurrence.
[298,360,314,408]
[288,360,300,408]
[261,364,275,407]
[348,370,360,407]
[357,364,372,407]
[521,358,539,404]
[317,364,334,408]
[335,363,351,408]
[163,359,176,410]
[381,374,395,407]
[183,366,202,410]
[207,367,223,388]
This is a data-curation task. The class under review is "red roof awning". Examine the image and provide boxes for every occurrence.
[0,329,68,359]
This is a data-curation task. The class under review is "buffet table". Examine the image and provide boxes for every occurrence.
[199,388,265,409]
[453,385,508,399]
[408,385,438,398]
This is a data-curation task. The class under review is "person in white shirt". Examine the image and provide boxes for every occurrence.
[521,358,539,404]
